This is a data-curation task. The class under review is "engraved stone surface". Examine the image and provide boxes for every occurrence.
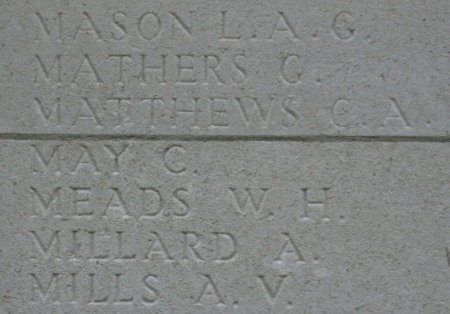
[0,1,449,313]
[0,142,449,313]
[0,0,449,136]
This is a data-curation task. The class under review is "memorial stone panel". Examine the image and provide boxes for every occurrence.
[0,0,449,136]
[0,1,449,313]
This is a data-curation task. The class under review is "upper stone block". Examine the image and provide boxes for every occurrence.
[1,0,449,136]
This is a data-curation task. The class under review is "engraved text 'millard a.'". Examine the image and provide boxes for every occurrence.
[28,229,236,263]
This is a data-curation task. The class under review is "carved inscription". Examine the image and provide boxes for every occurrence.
[332,11,355,40]
[28,229,236,263]
[13,4,414,311]
[24,141,338,309]
[27,9,418,133]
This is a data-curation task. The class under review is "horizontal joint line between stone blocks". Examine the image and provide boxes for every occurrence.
[0,133,448,142]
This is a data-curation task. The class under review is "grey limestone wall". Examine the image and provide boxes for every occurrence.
[0,1,449,313]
